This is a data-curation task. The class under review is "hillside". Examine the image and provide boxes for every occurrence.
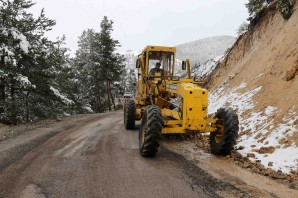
[176,36,235,65]
[122,36,234,71]
[206,2,298,174]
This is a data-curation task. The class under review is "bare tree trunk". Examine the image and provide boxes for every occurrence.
[26,91,30,122]
[95,66,103,113]
[0,78,4,102]
[0,55,5,114]
[106,79,111,111]
[108,81,115,109]
[98,84,103,113]
[10,82,17,125]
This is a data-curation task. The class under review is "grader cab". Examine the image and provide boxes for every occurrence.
[124,45,239,157]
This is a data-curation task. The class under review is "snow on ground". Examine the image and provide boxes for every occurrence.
[208,82,298,174]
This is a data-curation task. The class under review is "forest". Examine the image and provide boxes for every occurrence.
[0,0,137,124]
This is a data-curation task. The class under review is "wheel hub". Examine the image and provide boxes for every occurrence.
[215,119,224,143]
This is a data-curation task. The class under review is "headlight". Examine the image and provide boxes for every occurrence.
[171,76,180,81]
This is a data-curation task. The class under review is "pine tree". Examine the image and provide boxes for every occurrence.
[74,29,102,113]
[277,0,294,19]
[74,16,125,113]
[125,69,136,94]
[97,16,125,111]
[0,0,55,123]
[0,0,74,124]
[245,0,267,23]
[237,21,249,35]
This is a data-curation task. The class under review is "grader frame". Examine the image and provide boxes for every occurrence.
[124,45,239,157]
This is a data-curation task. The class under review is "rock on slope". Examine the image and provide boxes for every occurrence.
[207,2,298,174]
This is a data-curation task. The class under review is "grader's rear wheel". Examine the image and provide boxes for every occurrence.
[139,105,163,157]
[210,108,239,155]
[124,99,135,129]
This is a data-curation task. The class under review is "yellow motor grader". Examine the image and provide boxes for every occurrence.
[124,45,239,157]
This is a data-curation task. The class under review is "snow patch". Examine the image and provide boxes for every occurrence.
[0,70,8,78]
[50,86,74,105]
[11,28,30,54]
[209,83,298,174]
[83,105,93,113]
[0,46,15,56]
[256,73,264,78]
[192,55,224,78]
[15,74,34,89]
[209,82,262,115]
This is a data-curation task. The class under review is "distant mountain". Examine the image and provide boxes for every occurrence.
[121,36,235,74]
[176,36,235,65]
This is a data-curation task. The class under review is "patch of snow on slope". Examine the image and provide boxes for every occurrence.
[193,55,224,78]
[209,83,298,174]
[209,82,261,114]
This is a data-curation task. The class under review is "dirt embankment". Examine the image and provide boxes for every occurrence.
[208,2,298,118]
[203,0,298,183]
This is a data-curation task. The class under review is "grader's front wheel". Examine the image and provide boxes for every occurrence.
[124,99,135,129]
[139,105,163,157]
[210,108,239,155]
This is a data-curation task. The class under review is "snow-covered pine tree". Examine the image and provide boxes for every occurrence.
[245,0,267,23]
[237,21,249,35]
[0,0,53,123]
[96,16,125,112]
[0,0,74,124]
[109,53,126,109]
[277,0,294,19]
[46,36,76,117]
[125,69,136,94]
[73,29,100,113]
[74,20,125,113]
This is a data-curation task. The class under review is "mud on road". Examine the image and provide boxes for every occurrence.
[0,111,297,198]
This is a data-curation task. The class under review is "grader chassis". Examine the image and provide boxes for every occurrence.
[124,46,239,157]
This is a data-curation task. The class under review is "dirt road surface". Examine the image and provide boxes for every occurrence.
[0,111,297,198]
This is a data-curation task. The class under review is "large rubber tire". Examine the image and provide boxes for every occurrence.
[124,99,135,129]
[210,108,239,155]
[139,105,163,157]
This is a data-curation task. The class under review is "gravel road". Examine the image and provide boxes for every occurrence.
[0,111,297,198]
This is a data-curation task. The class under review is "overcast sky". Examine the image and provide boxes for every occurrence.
[30,0,249,56]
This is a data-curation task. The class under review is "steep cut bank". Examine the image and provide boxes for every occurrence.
[207,2,298,174]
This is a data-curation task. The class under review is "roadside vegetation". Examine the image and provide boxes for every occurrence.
[0,0,126,124]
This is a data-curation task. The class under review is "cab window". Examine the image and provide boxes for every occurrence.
[148,51,174,75]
